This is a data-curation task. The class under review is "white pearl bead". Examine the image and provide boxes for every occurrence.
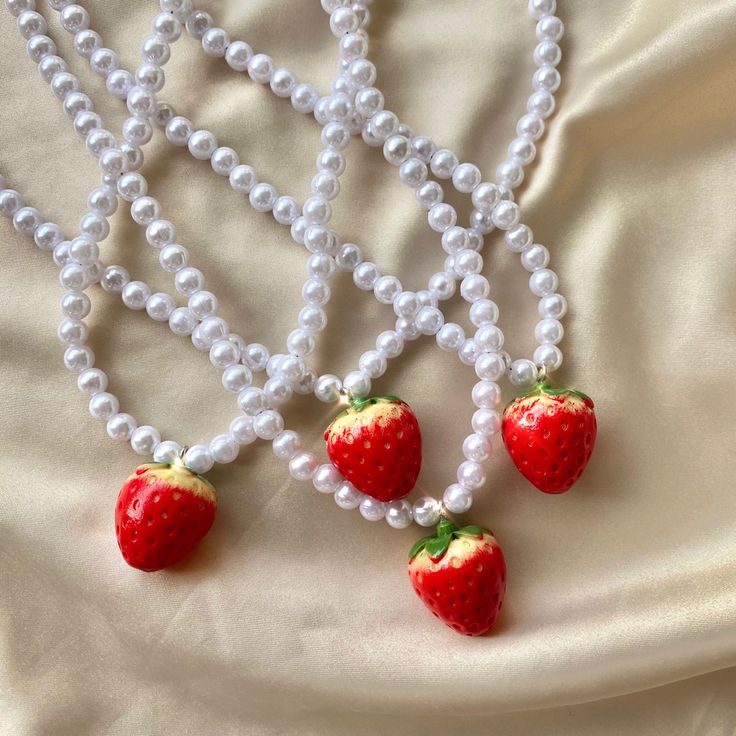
[505,224,534,252]
[210,146,238,176]
[428,271,456,301]
[457,460,486,490]
[252,410,284,440]
[475,325,505,352]
[452,163,481,193]
[416,181,444,210]
[249,183,278,212]
[185,445,215,474]
[472,380,502,409]
[374,330,403,359]
[460,274,490,302]
[428,203,457,233]
[272,430,302,460]
[521,244,550,271]
[399,157,428,188]
[60,290,91,320]
[58,318,88,346]
[201,27,229,57]
[209,434,239,464]
[358,350,388,379]
[59,262,86,290]
[159,244,189,272]
[535,318,564,345]
[6,0,35,18]
[152,440,182,464]
[415,306,444,335]
[462,433,492,463]
[12,206,42,234]
[509,358,539,387]
[453,249,483,276]
[209,339,239,369]
[385,499,413,529]
[537,15,565,42]
[411,135,436,163]
[289,452,319,481]
[509,136,537,166]
[534,41,561,67]
[355,86,383,117]
[395,317,420,341]
[264,376,293,406]
[359,497,387,522]
[528,90,556,118]
[436,322,465,352]
[458,338,481,367]
[141,36,169,67]
[334,480,363,510]
[89,391,118,421]
[538,293,568,319]
[533,343,563,371]
[168,307,197,336]
[238,387,268,416]
[230,415,256,445]
[33,222,62,252]
[529,268,559,297]
[314,374,342,402]
[533,65,561,94]
[443,483,473,514]
[291,82,318,113]
[106,413,137,442]
[188,129,217,160]
[475,352,506,382]
[130,425,161,456]
[491,200,520,230]
[353,261,380,290]
[312,463,342,494]
[247,53,273,83]
[225,40,252,71]
[373,275,402,304]
[165,116,193,147]
[472,408,502,436]
[145,292,175,321]
[469,299,499,327]
[77,367,107,395]
[413,496,441,527]
[221,364,252,394]
[528,0,556,19]
[343,370,371,398]
[0,189,23,218]
[430,149,459,179]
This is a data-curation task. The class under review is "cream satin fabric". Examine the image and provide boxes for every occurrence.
[1,1,736,734]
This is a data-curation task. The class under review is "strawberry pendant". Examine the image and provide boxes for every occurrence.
[325,395,421,502]
[115,462,217,571]
[502,381,597,494]
[408,519,506,636]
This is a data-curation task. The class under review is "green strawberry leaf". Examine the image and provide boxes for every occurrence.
[424,534,453,560]
[408,534,433,560]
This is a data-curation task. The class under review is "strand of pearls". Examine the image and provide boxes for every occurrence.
[0,3,568,523]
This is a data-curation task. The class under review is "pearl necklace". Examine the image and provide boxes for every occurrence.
[1,0,597,635]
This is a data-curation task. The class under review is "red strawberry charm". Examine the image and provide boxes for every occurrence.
[502,381,597,494]
[325,395,421,502]
[115,462,217,572]
[408,519,506,636]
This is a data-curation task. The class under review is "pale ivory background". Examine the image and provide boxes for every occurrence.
[1,1,736,734]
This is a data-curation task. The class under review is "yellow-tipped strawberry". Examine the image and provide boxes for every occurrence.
[325,395,422,502]
[115,463,216,571]
[408,519,506,636]
[502,381,597,493]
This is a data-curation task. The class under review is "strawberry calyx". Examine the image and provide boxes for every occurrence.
[346,395,401,412]
[519,380,593,404]
[408,518,487,563]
